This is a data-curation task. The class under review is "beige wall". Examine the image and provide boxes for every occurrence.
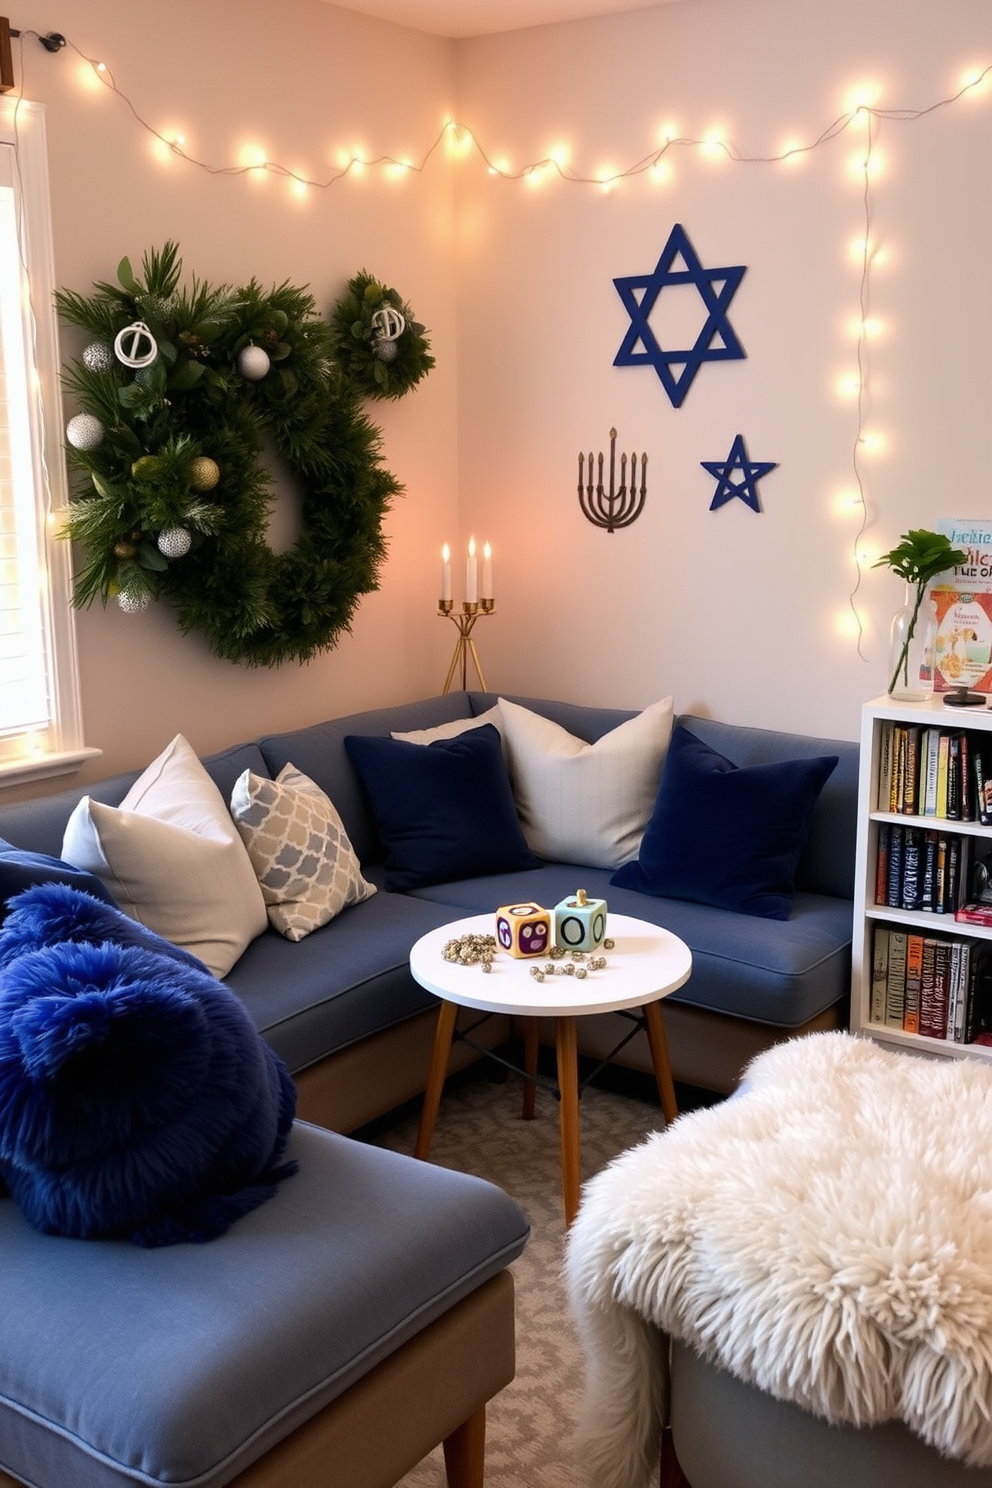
[453,0,992,740]
[12,0,992,799]
[17,0,459,790]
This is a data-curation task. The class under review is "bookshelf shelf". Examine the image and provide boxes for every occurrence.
[852,695,992,1059]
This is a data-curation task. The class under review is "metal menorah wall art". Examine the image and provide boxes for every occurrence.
[577,427,647,532]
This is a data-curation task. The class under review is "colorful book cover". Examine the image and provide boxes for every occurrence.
[903,932,923,1034]
[930,519,992,694]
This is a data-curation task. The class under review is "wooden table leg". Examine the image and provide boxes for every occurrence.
[522,1018,538,1121]
[415,999,459,1160]
[555,1016,581,1228]
[643,1000,678,1125]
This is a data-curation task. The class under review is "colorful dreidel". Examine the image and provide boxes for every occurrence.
[495,902,552,959]
[554,889,607,954]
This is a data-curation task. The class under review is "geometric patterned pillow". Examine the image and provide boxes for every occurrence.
[230,764,376,942]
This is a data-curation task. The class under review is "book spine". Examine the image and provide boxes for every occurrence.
[918,937,938,1034]
[892,725,907,814]
[886,826,905,908]
[885,931,908,1028]
[947,734,962,821]
[931,940,951,1038]
[901,827,923,911]
[923,728,940,816]
[934,835,948,913]
[950,942,970,1042]
[875,823,890,905]
[903,932,923,1034]
[945,835,962,913]
[936,732,950,817]
[960,734,973,822]
[976,746,992,826]
[870,927,889,1024]
[878,722,894,813]
[903,726,921,814]
[921,830,938,911]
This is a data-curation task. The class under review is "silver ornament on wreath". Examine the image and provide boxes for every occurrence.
[66,412,105,451]
[114,320,159,369]
[236,343,271,381]
[157,526,192,559]
[117,587,151,614]
[370,305,405,342]
[82,341,115,374]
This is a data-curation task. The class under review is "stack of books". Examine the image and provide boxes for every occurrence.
[870,926,992,1042]
[877,720,992,822]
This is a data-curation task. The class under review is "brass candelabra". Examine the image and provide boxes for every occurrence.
[439,599,495,692]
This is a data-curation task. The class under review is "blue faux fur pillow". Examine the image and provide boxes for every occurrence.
[0,888,297,1246]
[0,881,209,972]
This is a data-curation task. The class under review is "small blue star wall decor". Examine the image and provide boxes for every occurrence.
[613,223,747,407]
[702,434,778,512]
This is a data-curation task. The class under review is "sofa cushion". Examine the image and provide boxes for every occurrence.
[497,695,674,870]
[0,837,119,920]
[344,725,537,891]
[410,863,853,1028]
[61,735,267,978]
[230,764,376,942]
[225,888,467,1072]
[611,726,838,920]
[0,1120,528,1488]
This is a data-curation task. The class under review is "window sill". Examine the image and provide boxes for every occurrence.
[0,747,103,790]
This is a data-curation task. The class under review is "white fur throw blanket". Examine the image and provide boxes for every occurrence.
[565,1032,992,1488]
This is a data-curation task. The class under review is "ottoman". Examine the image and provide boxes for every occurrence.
[0,1121,529,1488]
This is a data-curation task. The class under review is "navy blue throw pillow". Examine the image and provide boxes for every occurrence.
[344,724,538,891]
[0,836,119,923]
[611,726,838,920]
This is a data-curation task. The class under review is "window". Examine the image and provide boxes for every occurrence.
[0,97,95,786]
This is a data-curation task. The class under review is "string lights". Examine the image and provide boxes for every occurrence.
[10,26,992,664]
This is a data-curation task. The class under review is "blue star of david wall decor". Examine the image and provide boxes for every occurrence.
[613,223,747,408]
[702,433,778,512]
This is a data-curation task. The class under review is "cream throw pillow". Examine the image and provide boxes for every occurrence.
[497,696,675,869]
[230,764,376,941]
[62,735,267,978]
[391,705,503,746]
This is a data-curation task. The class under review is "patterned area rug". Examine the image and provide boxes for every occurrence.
[370,1066,674,1487]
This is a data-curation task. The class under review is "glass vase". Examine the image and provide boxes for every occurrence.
[888,583,937,701]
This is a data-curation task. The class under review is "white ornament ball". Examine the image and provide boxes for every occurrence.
[157,527,192,559]
[117,588,151,614]
[236,344,271,381]
[82,341,115,374]
[114,320,159,369]
[66,413,105,451]
[372,336,399,364]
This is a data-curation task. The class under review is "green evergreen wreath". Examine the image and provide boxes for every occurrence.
[328,270,435,399]
[55,244,423,666]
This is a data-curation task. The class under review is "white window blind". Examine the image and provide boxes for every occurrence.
[0,148,49,742]
[0,99,95,785]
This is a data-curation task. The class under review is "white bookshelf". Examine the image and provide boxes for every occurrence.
[852,694,992,1062]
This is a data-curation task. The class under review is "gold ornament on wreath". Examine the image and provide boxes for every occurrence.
[55,243,432,665]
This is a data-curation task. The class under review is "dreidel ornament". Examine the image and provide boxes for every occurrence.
[495,902,552,958]
[554,888,608,954]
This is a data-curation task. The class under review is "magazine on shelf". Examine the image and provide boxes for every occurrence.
[928,519,992,694]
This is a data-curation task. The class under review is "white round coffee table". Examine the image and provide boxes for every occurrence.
[410,912,692,1227]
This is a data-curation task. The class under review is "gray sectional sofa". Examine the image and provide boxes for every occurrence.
[0,692,859,1128]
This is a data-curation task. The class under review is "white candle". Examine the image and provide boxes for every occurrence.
[440,543,452,602]
[466,536,478,603]
[482,541,493,601]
